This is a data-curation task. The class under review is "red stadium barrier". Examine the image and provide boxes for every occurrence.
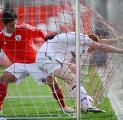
[16,5,61,25]
[0,4,92,34]
[0,5,62,27]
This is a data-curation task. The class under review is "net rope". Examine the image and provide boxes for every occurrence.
[0,0,121,119]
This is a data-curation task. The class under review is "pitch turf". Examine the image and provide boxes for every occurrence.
[0,67,117,120]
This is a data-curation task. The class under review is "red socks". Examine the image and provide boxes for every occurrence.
[51,80,66,108]
[0,83,7,110]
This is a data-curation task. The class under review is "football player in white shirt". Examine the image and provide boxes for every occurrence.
[36,32,123,112]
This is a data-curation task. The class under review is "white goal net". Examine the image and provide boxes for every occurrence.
[0,0,121,119]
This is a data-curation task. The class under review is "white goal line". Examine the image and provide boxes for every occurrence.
[6,96,74,99]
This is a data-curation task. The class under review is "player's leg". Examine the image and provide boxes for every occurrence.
[0,53,13,112]
[0,72,16,112]
[0,83,7,112]
[54,63,105,112]
[43,76,66,108]
[36,56,92,112]
[42,76,74,113]
[36,54,101,112]
[54,63,91,110]
[0,63,31,112]
[28,63,74,113]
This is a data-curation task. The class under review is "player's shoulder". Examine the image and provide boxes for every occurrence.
[16,23,36,31]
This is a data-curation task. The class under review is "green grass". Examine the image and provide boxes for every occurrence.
[0,67,117,120]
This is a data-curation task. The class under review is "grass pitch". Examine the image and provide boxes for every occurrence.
[0,67,117,120]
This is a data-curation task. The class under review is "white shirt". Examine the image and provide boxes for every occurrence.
[37,32,94,63]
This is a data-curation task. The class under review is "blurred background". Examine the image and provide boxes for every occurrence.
[1,0,123,29]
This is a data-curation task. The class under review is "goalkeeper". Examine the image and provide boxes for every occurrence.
[36,32,123,112]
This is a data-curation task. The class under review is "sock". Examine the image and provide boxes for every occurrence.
[72,85,92,109]
[51,80,66,108]
[0,83,7,110]
[72,85,87,99]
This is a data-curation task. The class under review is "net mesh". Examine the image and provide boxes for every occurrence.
[0,0,121,119]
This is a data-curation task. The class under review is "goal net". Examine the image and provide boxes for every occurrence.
[0,0,121,119]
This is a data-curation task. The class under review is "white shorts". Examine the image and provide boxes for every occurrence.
[5,63,47,83]
[37,55,62,76]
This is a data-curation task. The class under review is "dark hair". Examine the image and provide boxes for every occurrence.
[45,34,57,41]
[2,3,17,25]
[88,34,100,43]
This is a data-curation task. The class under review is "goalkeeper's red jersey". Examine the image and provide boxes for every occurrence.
[0,23,47,63]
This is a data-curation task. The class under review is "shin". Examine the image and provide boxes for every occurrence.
[55,63,92,111]
[0,72,16,110]
[45,76,66,109]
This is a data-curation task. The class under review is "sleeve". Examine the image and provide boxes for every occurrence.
[55,32,77,44]
[30,28,47,40]
[53,32,94,47]
[80,35,94,46]
[25,24,47,40]
[44,32,57,41]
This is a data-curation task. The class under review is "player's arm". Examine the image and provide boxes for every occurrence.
[100,38,118,44]
[26,25,46,47]
[88,34,119,45]
[100,33,123,44]
[82,35,123,53]
[25,23,47,40]
[33,38,45,47]
[87,40,123,53]
[33,31,57,48]
[44,32,57,41]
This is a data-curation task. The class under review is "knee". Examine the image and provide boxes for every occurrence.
[47,76,54,84]
[0,74,4,83]
[0,78,7,84]
[42,76,53,84]
[42,78,47,83]
[0,72,16,84]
